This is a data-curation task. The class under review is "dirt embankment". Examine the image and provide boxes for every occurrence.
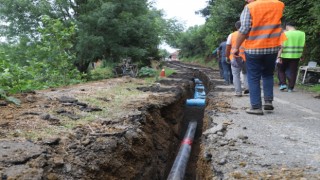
[0,67,197,179]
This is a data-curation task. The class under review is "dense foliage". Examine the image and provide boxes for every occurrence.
[0,16,82,94]
[176,25,208,58]
[0,0,183,95]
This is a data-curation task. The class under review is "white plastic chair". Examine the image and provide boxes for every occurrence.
[297,61,318,84]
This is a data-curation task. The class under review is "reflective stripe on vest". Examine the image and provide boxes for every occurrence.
[282,46,303,53]
[246,0,285,49]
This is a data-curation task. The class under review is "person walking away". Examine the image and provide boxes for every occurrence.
[232,0,287,115]
[212,47,224,78]
[226,21,249,97]
[277,22,305,92]
[218,41,233,85]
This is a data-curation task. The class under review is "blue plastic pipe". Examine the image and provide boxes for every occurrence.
[194,78,202,84]
[186,99,205,106]
[167,121,197,180]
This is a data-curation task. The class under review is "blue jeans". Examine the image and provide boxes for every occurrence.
[221,57,232,84]
[245,53,277,109]
[218,60,223,78]
[231,65,248,95]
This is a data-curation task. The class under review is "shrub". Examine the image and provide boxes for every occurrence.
[88,67,114,80]
[138,67,157,77]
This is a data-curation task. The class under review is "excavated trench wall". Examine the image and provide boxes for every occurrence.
[51,80,196,180]
[0,62,216,180]
[33,72,199,180]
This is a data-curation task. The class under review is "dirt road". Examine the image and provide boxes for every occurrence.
[198,68,320,179]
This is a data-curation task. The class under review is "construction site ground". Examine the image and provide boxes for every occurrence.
[0,61,319,180]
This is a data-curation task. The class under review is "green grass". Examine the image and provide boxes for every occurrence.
[297,84,320,93]
[142,67,176,85]
[162,68,175,77]
[310,84,320,92]
[180,55,219,69]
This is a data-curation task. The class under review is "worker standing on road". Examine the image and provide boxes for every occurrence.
[218,41,233,85]
[232,0,287,115]
[226,21,249,97]
[277,22,306,92]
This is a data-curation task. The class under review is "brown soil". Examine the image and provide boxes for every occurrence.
[0,69,196,180]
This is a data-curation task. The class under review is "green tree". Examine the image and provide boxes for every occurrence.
[0,0,74,41]
[0,0,179,73]
[72,0,171,71]
[204,0,245,50]
[0,15,82,93]
[176,25,207,58]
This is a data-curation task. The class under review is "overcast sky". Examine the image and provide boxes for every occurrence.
[154,0,208,52]
[154,0,207,27]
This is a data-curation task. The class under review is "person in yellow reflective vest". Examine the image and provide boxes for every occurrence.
[277,22,306,92]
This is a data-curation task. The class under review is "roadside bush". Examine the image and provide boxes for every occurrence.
[87,67,114,81]
[138,67,157,77]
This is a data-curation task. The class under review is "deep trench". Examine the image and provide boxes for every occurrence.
[163,79,205,180]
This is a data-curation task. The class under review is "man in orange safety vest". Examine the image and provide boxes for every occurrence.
[226,21,249,97]
[232,0,287,115]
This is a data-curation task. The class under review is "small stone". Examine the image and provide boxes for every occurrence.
[53,156,64,166]
[2,146,10,149]
[47,173,59,180]
[43,137,61,145]
[217,132,224,136]
[57,96,78,103]
[5,115,14,119]
[203,124,224,135]
[239,161,247,167]
[204,153,212,162]
[0,101,8,106]
[218,158,227,165]
[228,140,236,146]
[81,139,91,146]
[26,95,37,103]
[65,164,72,172]
[40,114,51,120]
[219,140,228,146]
[237,135,248,140]
[229,147,238,151]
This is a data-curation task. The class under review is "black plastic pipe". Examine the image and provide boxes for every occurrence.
[167,121,197,180]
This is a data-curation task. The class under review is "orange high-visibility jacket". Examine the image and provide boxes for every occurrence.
[229,31,246,61]
[246,0,286,49]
